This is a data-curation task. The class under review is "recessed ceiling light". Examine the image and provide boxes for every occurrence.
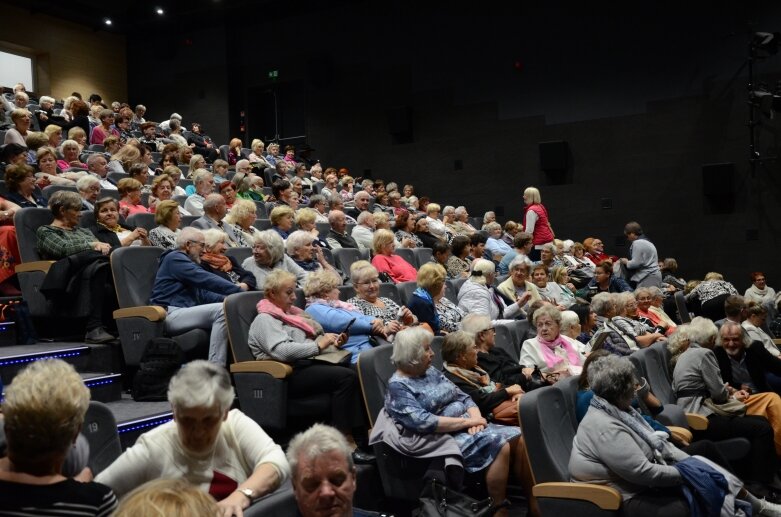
[104,18,112,25]
[156,7,164,15]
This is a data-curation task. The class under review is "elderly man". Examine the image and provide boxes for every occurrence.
[235,159,253,176]
[132,104,146,126]
[288,424,374,517]
[184,169,215,216]
[497,232,533,275]
[714,320,781,395]
[350,211,376,250]
[329,197,357,225]
[138,122,160,153]
[158,112,182,133]
[449,206,476,236]
[191,193,241,246]
[149,227,247,364]
[326,210,359,250]
[345,191,372,220]
[87,153,116,190]
[620,221,661,288]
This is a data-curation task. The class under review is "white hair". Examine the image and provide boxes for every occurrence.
[285,230,314,256]
[469,258,495,286]
[76,175,100,191]
[167,360,235,413]
[559,310,580,334]
[356,211,374,225]
[287,424,353,481]
[202,228,227,248]
[176,227,203,248]
[391,327,434,370]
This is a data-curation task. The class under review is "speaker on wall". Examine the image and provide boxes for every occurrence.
[539,140,569,171]
[386,106,413,144]
[702,162,735,214]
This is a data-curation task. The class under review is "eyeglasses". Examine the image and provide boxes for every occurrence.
[481,327,496,333]
[188,240,205,248]
[356,278,380,285]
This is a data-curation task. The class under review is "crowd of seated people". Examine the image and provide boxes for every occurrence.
[4,86,781,516]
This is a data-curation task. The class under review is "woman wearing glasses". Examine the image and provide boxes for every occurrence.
[519,304,586,380]
[347,261,416,332]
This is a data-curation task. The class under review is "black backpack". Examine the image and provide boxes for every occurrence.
[132,338,186,401]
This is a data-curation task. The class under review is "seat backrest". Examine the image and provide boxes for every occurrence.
[396,281,418,305]
[321,247,335,267]
[448,277,467,297]
[444,280,458,304]
[394,248,416,268]
[357,344,397,427]
[253,219,272,231]
[430,336,444,370]
[14,208,53,262]
[338,285,356,301]
[42,184,78,199]
[181,215,199,227]
[555,375,582,430]
[378,282,401,305]
[108,172,128,184]
[412,247,433,268]
[224,291,265,363]
[674,291,691,323]
[225,247,253,264]
[110,246,164,308]
[254,201,268,219]
[495,322,520,362]
[333,248,362,275]
[316,222,330,240]
[126,212,157,232]
[81,401,122,476]
[519,385,577,483]
[644,341,675,404]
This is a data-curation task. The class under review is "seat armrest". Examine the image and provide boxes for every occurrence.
[667,425,693,444]
[16,260,55,273]
[231,360,293,379]
[774,338,781,346]
[533,482,621,510]
[685,412,709,430]
[113,306,167,321]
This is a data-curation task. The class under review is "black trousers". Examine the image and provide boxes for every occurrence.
[705,413,777,483]
[287,362,362,433]
[622,488,688,517]
[86,265,117,331]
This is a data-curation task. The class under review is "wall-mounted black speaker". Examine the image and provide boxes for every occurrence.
[386,106,413,144]
[539,141,569,171]
[702,162,735,214]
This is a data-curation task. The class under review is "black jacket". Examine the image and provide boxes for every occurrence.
[442,368,511,414]
[714,341,781,393]
[477,348,529,388]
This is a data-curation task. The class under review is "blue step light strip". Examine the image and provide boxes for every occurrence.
[118,415,173,434]
[0,350,84,367]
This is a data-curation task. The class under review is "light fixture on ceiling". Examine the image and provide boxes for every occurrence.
[103,18,112,26]
[156,7,165,15]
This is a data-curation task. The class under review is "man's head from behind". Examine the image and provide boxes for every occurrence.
[287,424,356,517]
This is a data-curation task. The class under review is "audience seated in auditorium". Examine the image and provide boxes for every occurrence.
[117,178,149,216]
[223,198,258,245]
[746,271,776,307]
[89,109,119,146]
[496,257,538,316]
[148,200,182,250]
[715,320,781,395]
[497,231,533,276]
[392,209,422,248]
[187,122,218,162]
[445,235,471,279]
[4,108,31,146]
[743,302,779,358]
[519,304,585,379]
[409,263,464,334]
[287,229,337,274]
[550,265,578,308]
[38,145,80,185]
[582,236,617,266]
[326,210,359,249]
[191,193,241,247]
[107,143,141,175]
[371,229,417,283]
[296,207,330,248]
[350,211,376,250]
[242,229,307,289]
[97,361,287,515]
[484,222,513,262]
[459,259,521,324]
[347,260,416,331]
[149,227,246,364]
[87,197,149,249]
[248,138,271,168]
[576,260,632,300]
[200,229,256,290]
[268,204,294,241]
[57,139,86,171]
[86,153,116,190]
[184,169,215,216]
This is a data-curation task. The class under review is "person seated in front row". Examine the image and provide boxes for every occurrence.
[347,260,417,337]
[97,361,288,516]
[286,230,338,275]
[0,359,118,515]
[199,229,256,290]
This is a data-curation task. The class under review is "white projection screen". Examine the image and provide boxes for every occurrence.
[0,51,34,91]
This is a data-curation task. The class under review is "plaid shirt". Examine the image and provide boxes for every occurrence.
[36,225,95,259]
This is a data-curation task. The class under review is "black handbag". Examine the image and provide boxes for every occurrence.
[412,479,507,516]
[525,365,554,392]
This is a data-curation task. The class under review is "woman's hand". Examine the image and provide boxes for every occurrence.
[237,283,249,291]
[384,320,402,335]
[733,390,750,402]
[521,367,534,379]
[505,384,524,397]
[370,319,386,335]
[316,333,341,351]
[399,306,415,325]
[516,291,532,307]
[464,416,487,434]
[216,491,250,517]
[92,242,111,255]
[566,282,577,291]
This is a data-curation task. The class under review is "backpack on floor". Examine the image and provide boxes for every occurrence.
[132,338,186,401]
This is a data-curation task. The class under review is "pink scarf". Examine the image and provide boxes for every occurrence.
[537,334,582,370]
[257,299,316,338]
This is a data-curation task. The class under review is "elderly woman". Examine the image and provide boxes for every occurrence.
[347,261,416,333]
[550,265,578,308]
[303,269,390,363]
[286,230,337,274]
[408,263,464,334]
[57,140,86,171]
[4,163,47,208]
[248,138,270,168]
[570,354,776,516]
[112,479,218,517]
[269,205,295,240]
[746,272,776,307]
[242,230,307,289]
[446,235,472,279]
[149,173,190,215]
[371,229,417,283]
[559,310,582,340]
[87,197,149,249]
[484,222,513,262]
[635,287,676,336]
[295,207,330,248]
[36,191,116,343]
[646,286,679,330]
[90,109,120,145]
[497,257,540,316]
[519,304,585,379]
[339,175,355,201]
[462,314,528,387]
[0,360,118,514]
[44,124,63,148]
[37,146,79,186]
[521,186,553,261]
[224,198,259,247]
[372,327,526,516]
[148,200,182,250]
[232,172,264,202]
[442,330,525,423]
[106,143,141,175]
[577,260,632,300]
[76,175,101,211]
[117,178,149,216]
[528,264,564,308]
[413,215,441,248]
[685,272,739,321]
[198,229,256,290]
[459,259,522,323]
[672,320,781,499]
[247,269,364,442]
[425,203,449,240]
[393,210,423,248]
[3,108,32,146]
[96,360,288,516]
[611,292,665,348]
[743,302,780,358]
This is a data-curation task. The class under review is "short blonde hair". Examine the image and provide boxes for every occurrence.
[117,177,144,196]
[264,269,297,298]
[113,479,219,517]
[372,211,389,228]
[2,359,90,467]
[303,269,342,297]
[417,262,447,294]
[36,145,57,163]
[68,126,86,141]
[155,200,179,226]
[295,207,317,226]
[372,228,396,254]
[523,186,541,204]
[251,139,265,154]
[704,272,724,281]
[426,203,441,215]
[349,260,377,285]
[44,124,62,138]
[224,199,256,226]
[269,205,294,226]
[550,265,569,285]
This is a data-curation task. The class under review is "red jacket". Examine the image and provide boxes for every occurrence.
[522,203,554,245]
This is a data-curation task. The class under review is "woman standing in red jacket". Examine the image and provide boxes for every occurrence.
[521,186,554,261]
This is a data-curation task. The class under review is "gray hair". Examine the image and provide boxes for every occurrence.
[716,320,751,348]
[441,331,475,364]
[202,193,225,214]
[349,261,378,285]
[532,304,563,327]
[541,242,557,253]
[356,211,374,225]
[235,159,250,171]
[39,95,55,105]
[76,174,100,192]
[560,310,580,334]
[135,104,146,112]
[167,360,235,413]
[287,423,353,482]
[176,227,203,249]
[354,191,371,202]
[587,354,636,407]
[327,210,345,225]
[613,292,636,315]
[202,228,227,249]
[385,182,398,193]
[192,169,212,185]
[442,205,455,216]
[591,292,615,317]
[484,222,501,234]
[666,324,694,362]
[170,113,182,121]
[454,206,468,217]
[469,258,495,286]
[688,316,718,347]
[285,230,314,256]
[253,230,285,264]
[47,190,83,217]
[87,153,107,169]
[483,211,495,223]
[391,327,434,370]
[508,255,532,272]
[461,313,492,335]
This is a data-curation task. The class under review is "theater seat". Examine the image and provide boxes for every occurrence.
[393,248,416,268]
[81,401,122,476]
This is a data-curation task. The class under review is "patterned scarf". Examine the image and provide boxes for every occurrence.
[443,363,497,393]
[201,253,233,272]
[536,334,582,370]
[256,299,316,338]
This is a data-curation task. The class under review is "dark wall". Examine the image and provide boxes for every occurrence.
[129,3,781,287]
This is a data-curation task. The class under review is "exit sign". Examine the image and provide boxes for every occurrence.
[268,70,279,79]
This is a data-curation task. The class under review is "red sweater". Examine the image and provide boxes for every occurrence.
[372,254,417,284]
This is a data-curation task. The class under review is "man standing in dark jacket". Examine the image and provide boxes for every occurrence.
[149,227,247,364]
[714,321,781,394]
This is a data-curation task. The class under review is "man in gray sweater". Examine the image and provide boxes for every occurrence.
[620,221,661,288]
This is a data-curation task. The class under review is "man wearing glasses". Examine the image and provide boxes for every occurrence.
[150,227,248,365]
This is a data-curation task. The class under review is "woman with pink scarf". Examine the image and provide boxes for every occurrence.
[302,269,390,364]
[247,269,364,443]
[519,304,586,380]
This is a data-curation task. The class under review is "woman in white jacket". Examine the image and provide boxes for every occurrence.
[457,258,522,325]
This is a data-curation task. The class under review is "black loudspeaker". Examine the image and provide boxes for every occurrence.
[386,106,413,144]
[702,162,735,214]
[539,141,569,171]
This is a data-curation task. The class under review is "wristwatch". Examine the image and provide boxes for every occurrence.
[236,488,256,501]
